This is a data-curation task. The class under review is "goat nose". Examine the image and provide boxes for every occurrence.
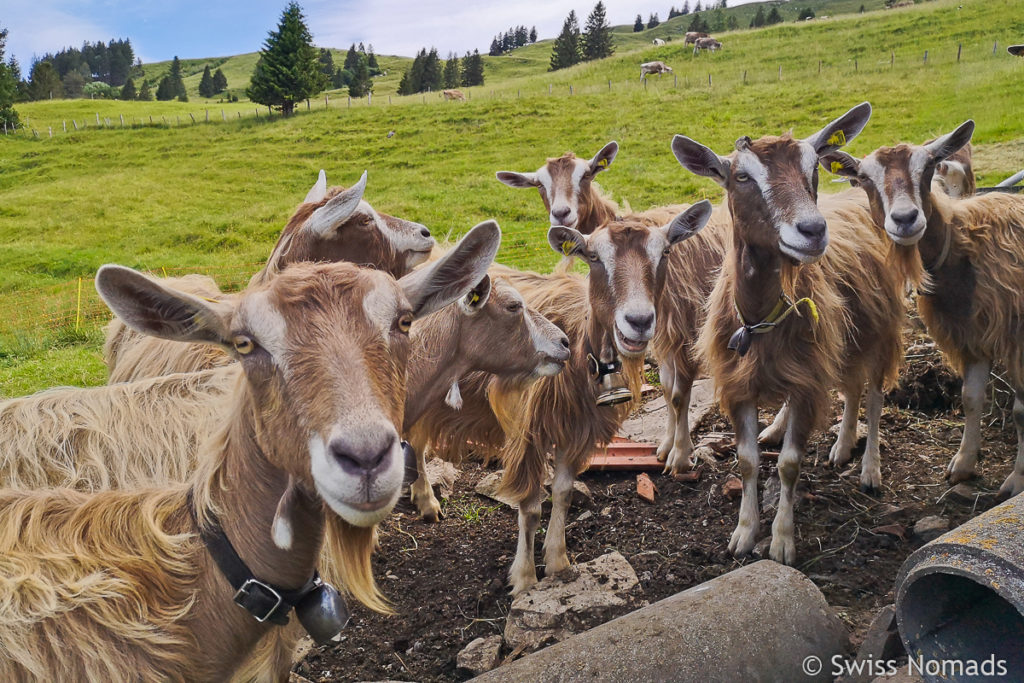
[625,312,655,332]
[328,433,395,476]
[796,217,827,239]
[559,335,570,350]
[551,206,571,222]
[891,207,919,226]
[419,226,431,238]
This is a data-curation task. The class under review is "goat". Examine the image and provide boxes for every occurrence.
[640,61,673,79]
[672,102,906,565]
[404,274,570,521]
[931,140,975,198]
[442,89,466,101]
[0,222,499,680]
[104,170,435,383]
[497,142,731,474]
[824,121,1024,499]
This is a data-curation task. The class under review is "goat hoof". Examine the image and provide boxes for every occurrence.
[859,481,881,496]
[945,468,977,485]
[997,474,1024,501]
[728,527,757,558]
[769,536,797,566]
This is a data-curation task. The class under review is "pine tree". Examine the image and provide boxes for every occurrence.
[318,48,335,80]
[766,7,783,24]
[688,13,709,32]
[332,67,349,89]
[198,65,215,97]
[726,14,739,30]
[62,70,86,98]
[213,68,228,93]
[168,56,186,99]
[344,44,360,71]
[246,2,327,115]
[138,79,153,100]
[461,50,484,87]
[367,46,380,75]
[550,11,582,71]
[156,76,173,100]
[443,53,460,89]
[530,26,538,42]
[120,77,137,100]
[0,27,19,126]
[694,1,703,11]
[582,2,614,61]
[489,38,501,57]
[634,14,644,32]
[421,48,442,92]
[750,6,766,27]
[28,61,63,100]
[647,13,660,29]
[682,1,690,14]
[348,53,372,97]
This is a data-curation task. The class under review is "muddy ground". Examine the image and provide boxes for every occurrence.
[299,342,1016,682]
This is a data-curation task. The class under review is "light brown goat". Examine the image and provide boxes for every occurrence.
[104,170,435,383]
[497,142,730,474]
[825,121,1024,499]
[405,275,570,521]
[0,228,499,680]
[672,103,906,565]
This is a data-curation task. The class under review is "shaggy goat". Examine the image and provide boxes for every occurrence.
[672,103,906,564]
[403,274,570,520]
[497,142,730,474]
[104,170,435,383]
[824,121,1024,499]
[0,226,499,680]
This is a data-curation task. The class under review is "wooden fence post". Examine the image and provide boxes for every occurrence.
[778,65,782,80]
[924,50,928,63]
[548,83,552,94]
[570,84,574,95]
[96,112,100,125]
[743,70,747,83]
[325,94,329,107]
[176,115,181,126]
[368,93,372,105]
[48,126,53,138]
[74,119,79,130]
[348,97,351,107]
[890,50,894,68]
[708,73,712,87]
[222,109,226,121]
[62,120,66,132]
[957,43,962,62]
[388,95,392,104]
[120,113,124,127]
[993,41,998,55]
[818,60,822,74]
[855,59,858,71]
[190,113,196,124]
[674,73,678,87]
[306,99,310,110]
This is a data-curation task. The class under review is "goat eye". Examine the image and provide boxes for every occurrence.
[662,247,671,256]
[233,335,255,355]
[397,314,413,334]
[735,172,750,182]
[506,303,522,313]
[588,252,600,263]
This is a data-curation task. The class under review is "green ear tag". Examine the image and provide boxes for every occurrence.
[827,130,847,147]
[561,240,575,256]
[830,160,844,174]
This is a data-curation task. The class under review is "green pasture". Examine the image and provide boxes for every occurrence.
[2,0,1022,396]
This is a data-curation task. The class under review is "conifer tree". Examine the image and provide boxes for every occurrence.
[138,79,153,100]
[247,2,326,115]
[443,53,460,89]
[120,77,137,100]
[213,68,228,93]
[0,27,19,126]
[344,44,360,71]
[28,61,62,100]
[750,6,766,27]
[582,2,614,61]
[682,1,690,14]
[367,46,380,74]
[460,50,484,86]
[198,65,215,97]
[766,7,783,24]
[168,56,186,99]
[348,53,372,97]
[634,14,644,32]
[530,26,538,42]
[647,13,660,29]
[156,76,174,100]
[318,48,335,80]
[550,11,582,71]
[421,48,442,92]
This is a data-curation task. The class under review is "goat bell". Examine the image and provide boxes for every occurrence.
[596,372,633,406]
[295,580,350,646]
[727,326,752,356]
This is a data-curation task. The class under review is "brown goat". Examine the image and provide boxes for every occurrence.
[104,170,436,383]
[0,227,500,680]
[825,121,1024,499]
[404,275,570,521]
[931,140,975,198]
[672,103,906,565]
[497,142,731,474]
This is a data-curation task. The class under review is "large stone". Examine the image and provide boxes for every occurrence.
[618,378,715,444]
[475,471,519,508]
[841,605,904,683]
[424,458,459,499]
[912,516,949,543]
[457,635,503,675]
[503,551,643,652]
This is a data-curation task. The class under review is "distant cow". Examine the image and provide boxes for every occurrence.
[640,61,673,80]
[693,37,722,54]
[442,89,466,101]
[1009,44,1024,57]
[684,31,709,45]
[652,38,666,46]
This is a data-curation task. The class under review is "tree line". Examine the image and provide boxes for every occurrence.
[488,25,538,56]
[550,2,614,72]
[397,48,483,94]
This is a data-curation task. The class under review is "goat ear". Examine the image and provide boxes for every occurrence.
[95,265,233,348]
[820,151,860,180]
[458,274,492,314]
[804,102,872,156]
[304,169,328,204]
[305,170,367,236]
[671,135,730,188]
[924,120,975,162]
[496,171,539,188]
[665,200,713,245]
[588,141,618,174]
[548,225,588,259]
[399,220,501,318]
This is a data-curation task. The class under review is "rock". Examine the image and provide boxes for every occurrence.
[688,378,716,432]
[751,536,773,560]
[693,445,719,466]
[576,510,593,522]
[289,674,313,683]
[855,605,904,669]
[871,523,907,541]
[457,635,503,675]
[424,458,458,500]
[762,477,780,512]
[291,636,314,665]
[696,432,734,455]
[637,473,657,503]
[945,482,989,505]
[600,506,612,517]
[572,481,594,508]
[617,378,715,445]
[912,515,950,543]
[504,551,643,652]
[722,476,742,499]
[673,467,702,482]
[475,470,520,508]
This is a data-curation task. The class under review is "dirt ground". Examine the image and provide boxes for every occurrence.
[298,340,1016,682]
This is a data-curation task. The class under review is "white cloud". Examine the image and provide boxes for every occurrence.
[4,4,112,65]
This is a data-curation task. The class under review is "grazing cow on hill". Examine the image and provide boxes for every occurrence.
[443,89,466,101]
[653,38,666,46]
[684,32,709,45]
[693,37,722,55]
[640,61,673,80]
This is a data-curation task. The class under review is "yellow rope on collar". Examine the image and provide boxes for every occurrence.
[735,294,819,333]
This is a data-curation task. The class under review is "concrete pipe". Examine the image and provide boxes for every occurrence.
[895,494,1024,681]
[472,560,847,682]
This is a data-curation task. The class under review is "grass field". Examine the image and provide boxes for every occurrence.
[2,0,1023,396]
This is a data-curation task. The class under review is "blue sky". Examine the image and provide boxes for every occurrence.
[3,0,758,67]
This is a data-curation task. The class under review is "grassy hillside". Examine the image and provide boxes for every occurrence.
[2,0,1023,395]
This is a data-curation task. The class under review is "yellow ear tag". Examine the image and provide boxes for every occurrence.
[469,292,481,305]
[827,130,846,147]
[597,158,609,168]
[561,240,575,256]
[830,160,844,174]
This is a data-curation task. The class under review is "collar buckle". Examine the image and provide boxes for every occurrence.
[234,578,285,623]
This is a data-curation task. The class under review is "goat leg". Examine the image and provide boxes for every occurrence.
[947,360,989,483]
[728,402,760,558]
